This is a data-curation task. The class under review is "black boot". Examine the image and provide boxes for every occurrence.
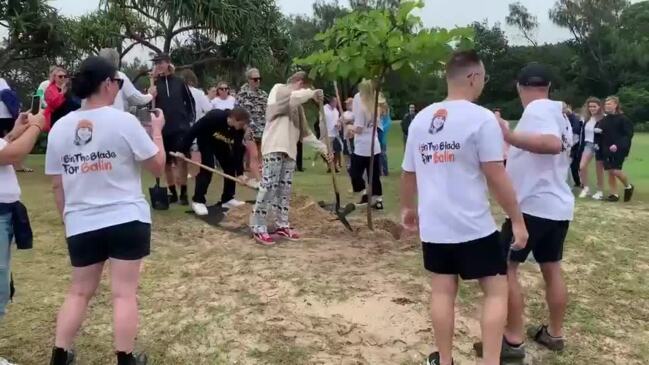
[50,347,75,365]
[116,351,148,365]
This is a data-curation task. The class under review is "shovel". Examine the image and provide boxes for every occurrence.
[318,100,355,232]
[169,152,259,191]
[149,178,169,210]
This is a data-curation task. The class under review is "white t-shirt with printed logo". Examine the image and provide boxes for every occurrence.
[45,106,159,237]
[506,99,574,221]
[0,139,20,203]
[352,93,381,157]
[402,100,504,244]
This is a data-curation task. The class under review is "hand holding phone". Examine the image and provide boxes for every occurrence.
[30,95,41,115]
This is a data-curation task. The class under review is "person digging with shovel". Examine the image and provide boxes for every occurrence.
[180,107,253,216]
[250,71,331,245]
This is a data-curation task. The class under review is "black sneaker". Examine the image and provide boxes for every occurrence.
[116,352,148,365]
[424,352,453,365]
[606,194,620,202]
[624,184,635,202]
[168,194,179,204]
[357,194,369,205]
[50,348,75,365]
[179,195,189,206]
[372,201,384,210]
[527,325,565,352]
[474,338,526,360]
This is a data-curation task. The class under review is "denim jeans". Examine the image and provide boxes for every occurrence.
[0,211,13,319]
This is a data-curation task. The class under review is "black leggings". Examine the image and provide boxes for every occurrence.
[349,154,383,196]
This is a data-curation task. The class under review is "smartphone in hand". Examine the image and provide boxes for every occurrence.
[30,95,41,115]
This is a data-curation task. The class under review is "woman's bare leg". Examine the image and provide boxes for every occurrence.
[110,258,143,353]
[55,263,105,349]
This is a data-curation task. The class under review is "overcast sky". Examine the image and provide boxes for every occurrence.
[51,0,573,61]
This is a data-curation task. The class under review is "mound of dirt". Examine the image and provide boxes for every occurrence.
[220,194,406,243]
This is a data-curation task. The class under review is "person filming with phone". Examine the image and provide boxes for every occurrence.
[0,110,45,365]
[44,66,81,132]
[44,56,166,365]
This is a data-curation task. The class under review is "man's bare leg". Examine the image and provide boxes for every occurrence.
[505,262,525,344]
[478,275,508,365]
[430,274,458,365]
[540,262,567,338]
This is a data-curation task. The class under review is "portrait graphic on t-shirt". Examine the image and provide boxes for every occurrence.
[74,120,94,146]
[429,109,447,135]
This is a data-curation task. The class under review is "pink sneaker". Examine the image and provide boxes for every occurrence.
[253,232,276,246]
[274,227,300,241]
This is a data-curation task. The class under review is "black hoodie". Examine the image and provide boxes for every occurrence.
[155,74,195,135]
[599,113,634,157]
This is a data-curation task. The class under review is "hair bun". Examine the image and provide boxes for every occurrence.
[72,72,94,99]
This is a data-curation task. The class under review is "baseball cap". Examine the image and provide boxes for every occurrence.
[517,63,552,87]
[151,53,171,63]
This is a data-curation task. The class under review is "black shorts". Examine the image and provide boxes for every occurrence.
[603,151,626,171]
[163,132,188,164]
[330,137,343,153]
[422,231,507,280]
[0,118,15,137]
[66,221,151,267]
[502,214,569,264]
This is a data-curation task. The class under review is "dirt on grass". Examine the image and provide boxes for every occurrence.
[1,190,648,364]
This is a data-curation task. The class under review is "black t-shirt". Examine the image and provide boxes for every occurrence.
[182,109,245,167]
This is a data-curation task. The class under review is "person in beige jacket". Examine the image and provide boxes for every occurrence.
[250,71,328,245]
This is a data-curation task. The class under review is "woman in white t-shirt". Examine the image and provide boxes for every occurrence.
[323,96,342,172]
[350,80,383,209]
[45,56,166,365]
[578,97,606,199]
[210,81,236,110]
[0,111,44,365]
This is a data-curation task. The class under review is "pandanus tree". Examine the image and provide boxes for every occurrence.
[296,0,473,229]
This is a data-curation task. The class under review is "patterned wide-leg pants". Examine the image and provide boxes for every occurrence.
[250,152,296,234]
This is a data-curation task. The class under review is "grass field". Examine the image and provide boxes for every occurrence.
[0,128,648,364]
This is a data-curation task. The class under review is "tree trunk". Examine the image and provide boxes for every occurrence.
[366,76,383,230]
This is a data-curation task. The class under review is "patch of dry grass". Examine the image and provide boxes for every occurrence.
[1,156,648,364]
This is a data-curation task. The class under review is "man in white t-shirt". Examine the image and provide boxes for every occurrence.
[98,48,156,112]
[495,63,574,359]
[401,50,528,365]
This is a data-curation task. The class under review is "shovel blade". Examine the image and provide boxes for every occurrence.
[149,185,169,211]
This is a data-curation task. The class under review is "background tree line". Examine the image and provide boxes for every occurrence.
[1,0,648,126]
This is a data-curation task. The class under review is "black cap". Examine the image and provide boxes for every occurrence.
[151,53,171,63]
[517,63,552,87]
[72,56,118,99]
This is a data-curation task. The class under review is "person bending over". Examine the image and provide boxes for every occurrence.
[250,71,329,245]
[181,108,251,215]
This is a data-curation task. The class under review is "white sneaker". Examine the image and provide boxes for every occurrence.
[578,187,590,198]
[191,202,209,216]
[222,199,245,209]
[592,191,604,200]
[0,357,17,365]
